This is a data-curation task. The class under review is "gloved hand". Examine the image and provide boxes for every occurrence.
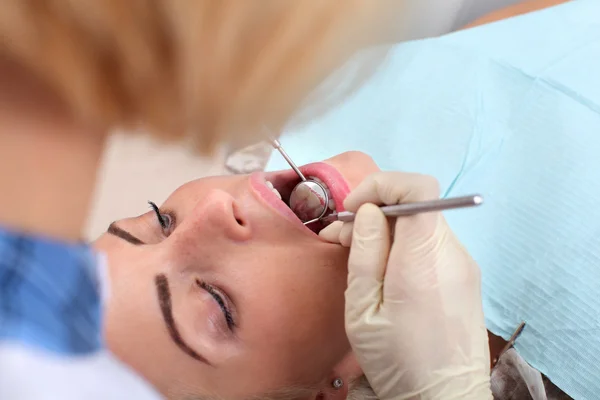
[320,172,491,400]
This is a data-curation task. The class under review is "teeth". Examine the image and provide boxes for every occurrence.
[328,199,336,210]
[308,176,335,211]
[294,183,311,200]
[265,180,282,200]
[308,175,332,196]
[267,176,336,210]
[306,193,322,208]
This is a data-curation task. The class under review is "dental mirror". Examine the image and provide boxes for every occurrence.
[270,139,330,224]
[289,179,330,224]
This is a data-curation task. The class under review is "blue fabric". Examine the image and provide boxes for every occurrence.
[0,225,101,354]
[266,1,600,398]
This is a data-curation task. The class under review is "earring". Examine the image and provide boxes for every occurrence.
[332,378,344,390]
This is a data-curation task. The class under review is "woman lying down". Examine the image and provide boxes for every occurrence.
[95,151,377,400]
[95,150,567,400]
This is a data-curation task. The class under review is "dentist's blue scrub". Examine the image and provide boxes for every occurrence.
[0,226,161,399]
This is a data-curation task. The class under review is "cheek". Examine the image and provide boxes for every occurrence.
[271,256,351,382]
[248,246,350,346]
[289,248,349,332]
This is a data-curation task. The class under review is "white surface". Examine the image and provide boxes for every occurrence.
[86,132,228,240]
[0,343,161,400]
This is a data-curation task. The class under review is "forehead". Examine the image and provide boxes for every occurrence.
[166,175,246,203]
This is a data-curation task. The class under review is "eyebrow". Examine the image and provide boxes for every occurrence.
[107,222,146,245]
[155,274,213,366]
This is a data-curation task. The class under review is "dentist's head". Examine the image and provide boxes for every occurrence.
[0,2,398,152]
[94,151,380,399]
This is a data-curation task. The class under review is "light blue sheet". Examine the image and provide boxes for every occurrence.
[266,1,600,398]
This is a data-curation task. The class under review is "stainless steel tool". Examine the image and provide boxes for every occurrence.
[302,194,484,225]
[270,139,330,222]
[269,139,483,226]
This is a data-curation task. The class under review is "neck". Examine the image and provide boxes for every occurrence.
[0,60,107,242]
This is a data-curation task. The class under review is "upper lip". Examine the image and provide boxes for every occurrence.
[249,162,351,239]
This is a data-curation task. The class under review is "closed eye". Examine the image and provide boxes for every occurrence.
[197,279,235,331]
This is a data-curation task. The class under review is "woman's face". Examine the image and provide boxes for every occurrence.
[94,151,380,399]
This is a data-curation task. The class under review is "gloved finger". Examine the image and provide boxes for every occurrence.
[338,218,396,248]
[345,203,390,323]
[319,221,354,247]
[385,212,445,302]
[318,221,355,248]
[318,221,344,244]
[339,221,353,247]
[343,172,440,212]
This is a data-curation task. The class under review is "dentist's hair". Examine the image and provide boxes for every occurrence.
[0,1,394,153]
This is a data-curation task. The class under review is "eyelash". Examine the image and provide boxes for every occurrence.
[148,201,173,235]
[196,279,235,331]
[148,201,235,332]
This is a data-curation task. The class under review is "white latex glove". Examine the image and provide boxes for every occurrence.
[320,172,491,400]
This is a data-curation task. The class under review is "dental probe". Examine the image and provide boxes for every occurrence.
[270,139,308,182]
[493,321,526,367]
[269,139,330,221]
[305,194,484,225]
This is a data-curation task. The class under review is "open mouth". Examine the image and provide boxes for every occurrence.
[265,175,336,234]
[251,162,350,236]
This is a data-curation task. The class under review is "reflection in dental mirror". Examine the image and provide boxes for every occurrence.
[289,179,330,223]
[270,139,332,224]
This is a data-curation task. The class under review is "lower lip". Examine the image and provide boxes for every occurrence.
[249,162,351,234]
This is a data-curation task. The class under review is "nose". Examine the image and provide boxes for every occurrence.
[176,189,252,243]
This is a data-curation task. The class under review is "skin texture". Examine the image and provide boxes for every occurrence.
[94,151,380,400]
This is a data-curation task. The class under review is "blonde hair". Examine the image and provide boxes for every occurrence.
[179,375,377,400]
[347,375,378,400]
[0,1,394,153]
[253,375,378,400]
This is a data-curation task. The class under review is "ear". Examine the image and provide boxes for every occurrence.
[313,352,362,400]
